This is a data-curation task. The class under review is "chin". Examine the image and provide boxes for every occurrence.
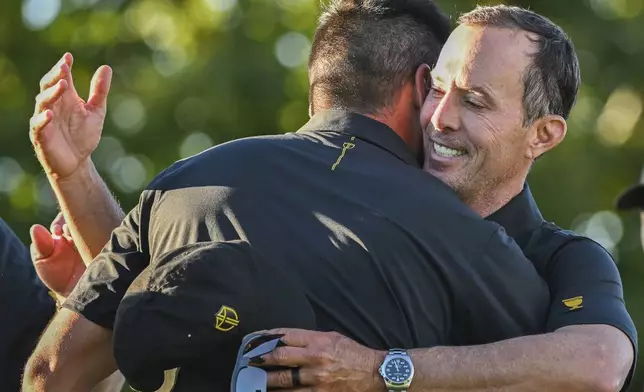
[426,168,459,189]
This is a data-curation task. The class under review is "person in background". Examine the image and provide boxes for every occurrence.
[0,217,54,392]
[616,165,644,230]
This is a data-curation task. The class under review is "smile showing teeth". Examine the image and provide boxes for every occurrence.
[433,142,465,157]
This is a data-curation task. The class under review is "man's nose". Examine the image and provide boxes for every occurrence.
[431,91,460,133]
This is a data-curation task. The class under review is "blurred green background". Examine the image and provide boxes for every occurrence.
[0,0,642,390]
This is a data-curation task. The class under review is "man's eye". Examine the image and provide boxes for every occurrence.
[464,97,483,108]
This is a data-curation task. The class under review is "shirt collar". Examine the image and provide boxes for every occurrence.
[298,110,420,167]
[486,183,544,239]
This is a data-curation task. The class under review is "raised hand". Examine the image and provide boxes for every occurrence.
[29,53,113,180]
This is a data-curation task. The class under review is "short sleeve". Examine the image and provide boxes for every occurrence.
[0,218,55,391]
[544,239,637,387]
[63,192,153,330]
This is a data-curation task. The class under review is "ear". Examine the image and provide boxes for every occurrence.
[414,64,432,110]
[527,115,567,160]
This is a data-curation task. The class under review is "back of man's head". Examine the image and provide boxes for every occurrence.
[308,0,451,116]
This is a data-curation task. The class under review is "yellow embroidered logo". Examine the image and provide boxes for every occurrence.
[562,296,583,311]
[331,136,356,170]
[215,305,240,332]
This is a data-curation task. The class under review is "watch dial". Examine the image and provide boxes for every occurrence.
[384,358,412,383]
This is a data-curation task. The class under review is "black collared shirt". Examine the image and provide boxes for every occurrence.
[487,184,638,388]
[0,218,55,391]
[65,110,549,388]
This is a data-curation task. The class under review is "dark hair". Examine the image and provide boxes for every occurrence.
[308,0,451,115]
[459,5,580,126]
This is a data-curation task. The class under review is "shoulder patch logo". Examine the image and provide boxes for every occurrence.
[215,305,240,332]
[562,296,583,311]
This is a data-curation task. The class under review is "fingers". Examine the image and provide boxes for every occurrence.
[266,367,315,389]
[62,223,73,240]
[30,224,55,260]
[256,346,310,367]
[87,65,113,109]
[29,110,54,141]
[263,328,316,347]
[34,79,68,115]
[50,212,65,235]
[39,53,72,92]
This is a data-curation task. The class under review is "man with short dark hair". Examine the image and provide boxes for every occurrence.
[23,1,553,391]
[308,0,449,118]
[261,5,636,392]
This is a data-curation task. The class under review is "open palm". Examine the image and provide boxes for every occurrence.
[30,53,112,179]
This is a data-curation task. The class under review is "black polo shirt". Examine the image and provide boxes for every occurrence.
[65,110,549,388]
[487,184,638,388]
[0,218,55,391]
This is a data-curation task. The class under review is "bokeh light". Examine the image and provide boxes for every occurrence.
[22,0,61,30]
[179,132,214,159]
[275,32,310,68]
[0,158,25,194]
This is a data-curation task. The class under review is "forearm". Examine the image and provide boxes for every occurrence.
[408,325,629,392]
[49,159,124,263]
[23,309,117,392]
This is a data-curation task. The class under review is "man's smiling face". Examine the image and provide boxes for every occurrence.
[421,24,536,206]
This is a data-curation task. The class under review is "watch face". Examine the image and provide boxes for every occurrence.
[384,357,412,383]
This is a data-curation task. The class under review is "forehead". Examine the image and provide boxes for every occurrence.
[433,24,535,98]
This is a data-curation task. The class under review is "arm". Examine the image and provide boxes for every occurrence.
[29,216,125,392]
[407,324,631,392]
[52,160,125,263]
[23,202,151,392]
[29,52,121,263]
[261,241,635,392]
[405,239,635,392]
[22,310,117,392]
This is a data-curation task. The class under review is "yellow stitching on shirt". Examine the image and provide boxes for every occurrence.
[331,136,356,171]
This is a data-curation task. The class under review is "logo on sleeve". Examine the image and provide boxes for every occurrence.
[562,296,583,311]
[215,305,240,332]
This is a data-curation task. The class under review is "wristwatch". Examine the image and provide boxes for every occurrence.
[378,348,414,391]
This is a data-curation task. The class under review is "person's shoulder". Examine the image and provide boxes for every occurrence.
[536,221,616,274]
[539,221,610,256]
[145,133,300,190]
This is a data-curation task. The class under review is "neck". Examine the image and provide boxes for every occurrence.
[311,85,422,163]
[365,108,422,163]
[464,176,525,218]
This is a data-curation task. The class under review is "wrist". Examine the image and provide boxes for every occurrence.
[51,158,96,185]
[372,349,388,390]
[48,290,66,310]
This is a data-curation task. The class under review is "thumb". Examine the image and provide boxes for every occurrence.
[30,224,55,260]
[87,65,113,109]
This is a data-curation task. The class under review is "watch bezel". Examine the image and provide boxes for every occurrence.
[378,352,414,389]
